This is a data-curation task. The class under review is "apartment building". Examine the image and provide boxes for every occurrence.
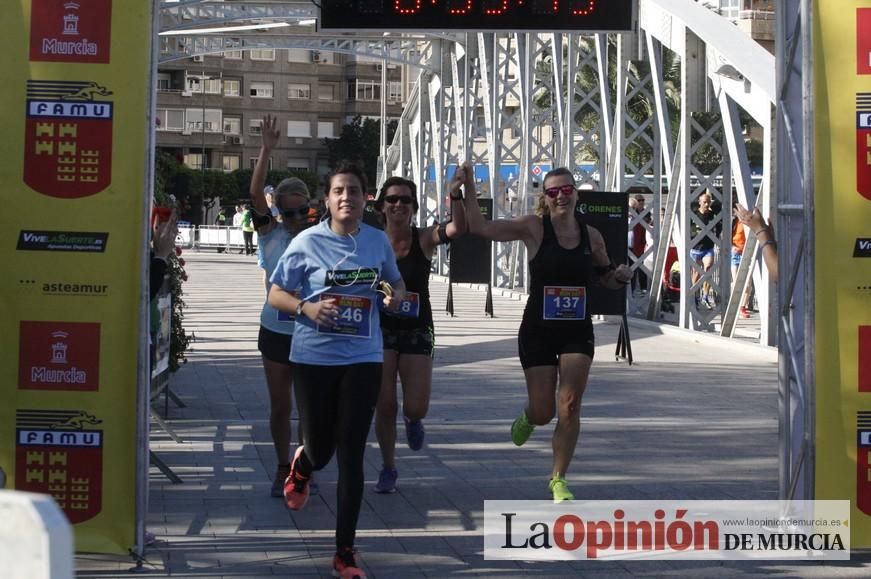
[155,46,405,178]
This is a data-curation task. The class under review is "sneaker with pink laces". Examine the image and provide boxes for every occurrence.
[283,446,310,510]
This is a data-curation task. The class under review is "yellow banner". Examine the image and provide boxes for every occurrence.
[0,1,154,554]
[814,1,871,547]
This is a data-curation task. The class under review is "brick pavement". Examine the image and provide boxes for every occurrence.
[75,252,869,577]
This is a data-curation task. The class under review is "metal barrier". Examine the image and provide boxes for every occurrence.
[177,225,258,253]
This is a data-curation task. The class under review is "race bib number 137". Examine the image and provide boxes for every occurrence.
[543,286,586,320]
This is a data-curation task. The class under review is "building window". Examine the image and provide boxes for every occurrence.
[183,153,203,170]
[223,38,242,60]
[185,109,222,133]
[350,80,381,101]
[287,83,311,100]
[287,49,309,63]
[388,81,402,103]
[222,155,241,172]
[317,121,335,138]
[156,108,184,131]
[249,81,273,98]
[318,84,334,101]
[287,157,309,171]
[249,48,276,61]
[286,120,311,138]
[249,157,273,170]
[249,119,263,135]
[186,74,221,94]
[223,116,241,135]
[157,73,172,91]
[223,79,241,97]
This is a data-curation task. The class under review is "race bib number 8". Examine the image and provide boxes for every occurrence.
[317,293,372,338]
[381,291,420,318]
[543,286,586,320]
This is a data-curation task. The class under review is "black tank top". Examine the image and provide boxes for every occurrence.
[523,214,594,330]
[381,226,433,330]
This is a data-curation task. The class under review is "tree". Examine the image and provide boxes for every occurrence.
[323,115,398,190]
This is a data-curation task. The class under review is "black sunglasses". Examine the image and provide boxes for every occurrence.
[544,184,575,198]
[383,195,413,205]
[281,207,309,219]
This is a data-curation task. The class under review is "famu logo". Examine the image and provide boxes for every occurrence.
[24,80,113,198]
[17,230,108,252]
[326,268,379,286]
[16,409,104,524]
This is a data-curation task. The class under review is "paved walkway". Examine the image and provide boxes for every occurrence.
[76,252,868,577]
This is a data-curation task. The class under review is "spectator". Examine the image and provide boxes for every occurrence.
[730,208,753,318]
[690,191,722,308]
[241,204,255,256]
[629,194,650,295]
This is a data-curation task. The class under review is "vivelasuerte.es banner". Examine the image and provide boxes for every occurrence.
[0,0,155,554]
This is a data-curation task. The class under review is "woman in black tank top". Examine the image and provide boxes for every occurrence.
[371,169,469,494]
[463,167,632,503]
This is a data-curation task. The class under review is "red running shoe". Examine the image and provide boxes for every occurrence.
[332,547,366,578]
[283,445,310,510]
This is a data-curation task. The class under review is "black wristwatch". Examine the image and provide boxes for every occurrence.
[295,300,307,318]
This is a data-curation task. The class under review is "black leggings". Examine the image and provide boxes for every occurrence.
[293,362,381,550]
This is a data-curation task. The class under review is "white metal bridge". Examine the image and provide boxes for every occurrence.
[158,0,811,502]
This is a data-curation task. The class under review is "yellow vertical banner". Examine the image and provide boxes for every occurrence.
[814,1,871,547]
[0,1,155,554]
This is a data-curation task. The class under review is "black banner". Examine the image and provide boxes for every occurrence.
[362,199,382,229]
[449,198,492,285]
[576,191,628,315]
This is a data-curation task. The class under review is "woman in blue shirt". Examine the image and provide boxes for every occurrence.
[249,115,315,498]
[268,162,405,579]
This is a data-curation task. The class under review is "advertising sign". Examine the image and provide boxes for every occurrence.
[0,1,155,554]
[814,1,871,547]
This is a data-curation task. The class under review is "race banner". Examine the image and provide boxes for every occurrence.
[814,1,871,547]
[0,1,156,554]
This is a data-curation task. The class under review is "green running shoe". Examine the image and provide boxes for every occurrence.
[511,409,535,446]
[548,476,575,503]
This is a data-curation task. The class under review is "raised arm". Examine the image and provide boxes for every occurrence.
[736,203,778,282]
[250,114,280,216]
[461,170,538,244]
[420,163,469,254]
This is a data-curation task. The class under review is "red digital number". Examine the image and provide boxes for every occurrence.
[394,0,423,14]
[482,0,510,15]
[446,0,473,15]
[569,0,596,16]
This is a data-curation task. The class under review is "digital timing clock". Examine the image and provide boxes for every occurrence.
[319,0,635,32]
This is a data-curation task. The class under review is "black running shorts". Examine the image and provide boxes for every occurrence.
[517,321,595,369]
[258,326,293,365]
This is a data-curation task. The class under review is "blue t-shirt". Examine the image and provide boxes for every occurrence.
[269,220,402,365]
[258,225,295,335]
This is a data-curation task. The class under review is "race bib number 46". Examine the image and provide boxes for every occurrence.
[543,286,586,320]
[317,293,372,338]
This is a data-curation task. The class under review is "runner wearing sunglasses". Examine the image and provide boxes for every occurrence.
[268,161,406,579]
[463,167,631,503]
[249,114,318,498]
[370,165,469,494]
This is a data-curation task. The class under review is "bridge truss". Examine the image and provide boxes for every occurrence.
[159,0,811,500]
